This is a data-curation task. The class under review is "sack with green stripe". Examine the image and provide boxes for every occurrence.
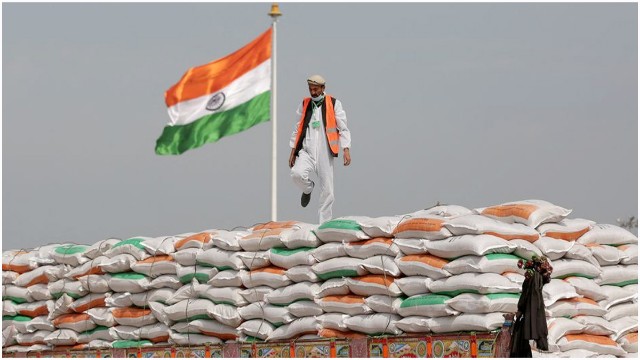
[311,257,368,280]
[269,247,317,269]
[446,293,520,313]
[108,272,151,293]
[551,259,601,279]
[398,294,458,317]
[444,253,524,275]
[104,237,152,260]
[429,273,521,297]
[596,264,637,287]
[176,264,218,284]
[315,218,370,243]
[164,298,215,322]
[51,244,90,266]
[2,285,33,304]
[48,279,88,299]
[2,315,32,333]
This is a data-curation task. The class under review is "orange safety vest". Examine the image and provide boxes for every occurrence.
[293,95,340,158]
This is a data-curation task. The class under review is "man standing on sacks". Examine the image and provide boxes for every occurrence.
[289,75,351,224]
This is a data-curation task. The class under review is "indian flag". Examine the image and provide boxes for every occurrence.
[155,28,272,155]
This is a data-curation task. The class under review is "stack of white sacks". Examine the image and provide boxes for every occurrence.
[2,199,637,357]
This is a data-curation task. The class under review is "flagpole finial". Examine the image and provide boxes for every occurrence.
[268,3,282,19]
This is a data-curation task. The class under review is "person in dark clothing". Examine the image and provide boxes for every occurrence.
[510,256,553,358]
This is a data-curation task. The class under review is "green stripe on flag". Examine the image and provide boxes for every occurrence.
[156,91,271,155]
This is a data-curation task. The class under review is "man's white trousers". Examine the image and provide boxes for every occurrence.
[290,149,335,224]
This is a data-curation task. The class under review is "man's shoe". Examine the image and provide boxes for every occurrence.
[301,192,311,208]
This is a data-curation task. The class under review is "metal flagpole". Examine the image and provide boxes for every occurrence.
[269,3,282,222]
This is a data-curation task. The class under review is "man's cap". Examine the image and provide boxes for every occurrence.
[307,75,326,86]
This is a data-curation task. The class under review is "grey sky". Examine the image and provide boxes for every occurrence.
[3,2,638,250]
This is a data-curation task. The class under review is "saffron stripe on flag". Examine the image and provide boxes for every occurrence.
[155,91,271,155]
[165,28,272,108]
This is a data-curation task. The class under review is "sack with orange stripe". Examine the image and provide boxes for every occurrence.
[130,255,178,277]
[52,313,96,333]
[173,232,213,251]
[361,255,401,277]
[571,315,616,336]
[475,199,572,228]
[619,244,638,264]
[564,243,600,267]
[545,317,585,345]
[65,256,107,279]
[316,295,372,316]
[111,307,157,327]
[546,297,607,317]
[318,328,366,339]
[537,218,595,241]
[424,235,517,259]
[346,275,403,297]
[240,226,293,251]
[13,300,53,319]
[312,257,368,280]
[70,293,110,313]
[315,218,371,243]
[577,223,638,246]
[444,214,540,242]
[618,332,638,353]
[2,250,39,274]
[343,313,402,335]
[240,266,292,288]
[396,254,451,279]
[555,334,626,356]
[344,238,400,259]
[598,285,636,310]
[266,316,319,341]
[137,323,171,343]
[16,330,50,346]
[13,265,66,287]
[393,217,452,240]
[610,316,638,341]
[171,318,238,341]
[85,307,116,327]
